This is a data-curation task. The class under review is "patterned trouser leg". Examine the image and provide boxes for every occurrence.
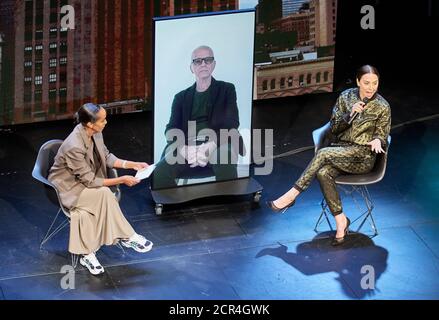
[294,144,376,216]
[316,165,343,215]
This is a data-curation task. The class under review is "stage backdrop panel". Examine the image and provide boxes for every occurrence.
[0,1,337,126]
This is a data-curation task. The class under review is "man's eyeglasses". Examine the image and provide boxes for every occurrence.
[192,57,215,66]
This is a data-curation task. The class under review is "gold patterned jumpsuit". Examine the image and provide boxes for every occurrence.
[294,88,391,216]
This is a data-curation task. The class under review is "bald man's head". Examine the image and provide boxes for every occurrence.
[190,45,216,81]
[191,46,214,61]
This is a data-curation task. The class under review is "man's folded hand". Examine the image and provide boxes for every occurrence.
[179,145,198,167]
[194,141,217,167]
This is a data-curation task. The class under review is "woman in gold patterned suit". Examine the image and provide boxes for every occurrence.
[267,65,391,245]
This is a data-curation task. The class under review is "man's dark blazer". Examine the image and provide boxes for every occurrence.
[164,77,245,156]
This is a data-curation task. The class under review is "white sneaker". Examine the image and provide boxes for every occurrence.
[133,233,147,246]
[121,234,153,253]
[80,252,105,275]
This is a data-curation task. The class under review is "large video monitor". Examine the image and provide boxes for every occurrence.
[151,10,255,190]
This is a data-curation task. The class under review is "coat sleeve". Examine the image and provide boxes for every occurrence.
[372,105,391,149]
[214,83,240,147]
[330,93,352,135]
[165,92,184,143]
[222,83,240,130]
[102,141,118,168]
[64,147,104,188]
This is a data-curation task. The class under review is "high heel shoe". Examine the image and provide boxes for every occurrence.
[331,217,351,246]
[267,199,296,214]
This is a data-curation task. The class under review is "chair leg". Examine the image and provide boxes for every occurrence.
[71,253,79,269]
[40,208,70,250]
[345,185,378,238]
[116,241,126,255]
[314,199,334,233]
[314,185,379,238]
[357,186,378,237]
[314,211,324,233]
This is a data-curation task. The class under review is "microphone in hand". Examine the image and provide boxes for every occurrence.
[348,97,370,125]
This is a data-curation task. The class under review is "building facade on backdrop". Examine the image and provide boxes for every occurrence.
[254,0,337,100]
[0,0,238,125]
[0,0,337,123]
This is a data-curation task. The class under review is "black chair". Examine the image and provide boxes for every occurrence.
[32,139,123,266]
[312,123,391,237]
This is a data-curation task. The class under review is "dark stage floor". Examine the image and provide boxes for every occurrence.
[0,85,438,300]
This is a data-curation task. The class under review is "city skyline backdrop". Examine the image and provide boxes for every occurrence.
[0,0,336,126]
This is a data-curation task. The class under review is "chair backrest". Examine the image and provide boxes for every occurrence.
[366,135,391,184]
[108,167,122,202]
[32,139,71,216]
[32,139,63,187]
[312,122,331,153]
[32,139,122,205]
[312,123,392,185]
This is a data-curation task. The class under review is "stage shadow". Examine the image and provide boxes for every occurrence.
[256,232,389,299]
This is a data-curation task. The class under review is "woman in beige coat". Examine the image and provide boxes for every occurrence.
[49,103,153,275]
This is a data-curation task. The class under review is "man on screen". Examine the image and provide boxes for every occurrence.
[153,45,245,189]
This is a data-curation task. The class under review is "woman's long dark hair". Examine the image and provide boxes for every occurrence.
[356,65,380,81]
[74,103,101,125]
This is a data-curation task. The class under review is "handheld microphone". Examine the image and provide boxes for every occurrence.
[348,97,370,125]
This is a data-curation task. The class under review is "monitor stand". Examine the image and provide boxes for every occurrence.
[150,177,263,215]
